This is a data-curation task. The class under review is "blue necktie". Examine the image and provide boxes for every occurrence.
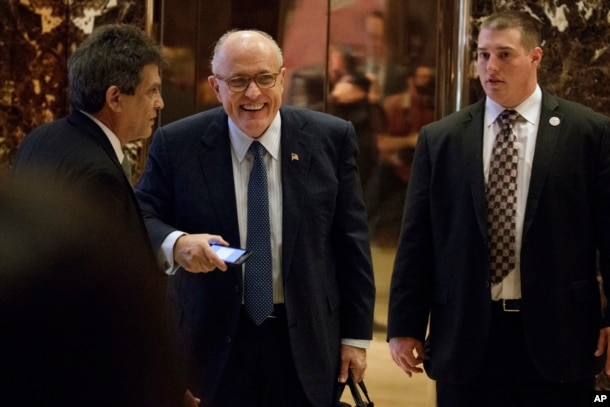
[244,141,273,325]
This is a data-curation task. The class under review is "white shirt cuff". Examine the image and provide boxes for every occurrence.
[341,338,370,349]
[160,231,186,275]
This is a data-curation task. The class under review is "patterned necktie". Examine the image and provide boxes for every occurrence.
[487,109,519,284]
[244,141,273,325]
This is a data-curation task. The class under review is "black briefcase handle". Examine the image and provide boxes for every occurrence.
[336,373,374,407]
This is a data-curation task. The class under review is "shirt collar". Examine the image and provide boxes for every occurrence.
[229,112,282,162]
[80,110,124,162]
[484,85,542,128]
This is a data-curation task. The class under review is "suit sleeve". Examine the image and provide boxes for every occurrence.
[597,119,610,326]
[334,122,376,340]
[387,125,434,341]
[135,127,180,251]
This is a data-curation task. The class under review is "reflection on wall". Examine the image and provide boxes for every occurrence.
[159,0,294,124]
[0,0,146,176]
[469,0,610,117]
[283,0,437,112]
[281,0,329,108]
[283,0,438,246]
[160,45,198,125]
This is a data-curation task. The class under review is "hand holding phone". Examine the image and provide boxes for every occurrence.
[210,244,252,265]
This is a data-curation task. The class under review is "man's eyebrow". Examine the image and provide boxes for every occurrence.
[477,46,514,51]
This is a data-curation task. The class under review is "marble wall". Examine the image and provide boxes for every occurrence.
[469,0,610,116]
[2,0,609,178]
[0,0,146,176]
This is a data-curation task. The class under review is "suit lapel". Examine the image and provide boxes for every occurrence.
[195,108,315,280]
[68,111,148,239]
[466,92,562,241]
[68,111,124,173]
[196,114,240,246]
[463,100,489,240]
[279,109,313,279]
[523,92,561,238]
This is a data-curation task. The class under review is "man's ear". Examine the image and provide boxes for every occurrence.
[531,46,543,68]
[207,76,222,102]
[106,86,122,112]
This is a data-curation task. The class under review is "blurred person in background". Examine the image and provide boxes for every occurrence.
[366,64,435,245]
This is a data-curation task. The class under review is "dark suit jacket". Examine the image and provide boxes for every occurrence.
[388,89,610,384]
[12,110,147,238]
[135,105,376,406]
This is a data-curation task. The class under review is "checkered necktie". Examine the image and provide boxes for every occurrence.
[487,109,519,284]
[244,141,273,325]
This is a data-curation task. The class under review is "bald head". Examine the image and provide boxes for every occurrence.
[210,30,283,74]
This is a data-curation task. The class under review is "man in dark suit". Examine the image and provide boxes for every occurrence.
[135,29,376,407]
[361,10,408,104]
[10,23,198,407]
[12,24,164,235]
[388,11,610,406]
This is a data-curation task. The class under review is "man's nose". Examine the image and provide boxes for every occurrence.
[487,55,500,72]
[156,95,165,110]
[244,79,261,98]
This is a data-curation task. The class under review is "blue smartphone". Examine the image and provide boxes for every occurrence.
[211,244,253,265]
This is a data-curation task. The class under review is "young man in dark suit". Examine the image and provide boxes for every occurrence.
[135,29,376,407]
[388,10,610,406]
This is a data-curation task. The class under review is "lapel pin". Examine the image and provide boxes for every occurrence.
[549,117,560,126]
[291,153,299,161]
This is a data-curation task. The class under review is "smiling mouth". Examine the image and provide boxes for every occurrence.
[242,103,264,111]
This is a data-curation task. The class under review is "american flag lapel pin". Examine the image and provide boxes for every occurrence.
[291,153,299,161]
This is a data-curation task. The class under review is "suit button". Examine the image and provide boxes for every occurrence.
[234,284,240,293]
[224,335,232,343]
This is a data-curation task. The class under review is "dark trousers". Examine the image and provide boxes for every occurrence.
[209,305,313,407]
[436,302,594,407]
